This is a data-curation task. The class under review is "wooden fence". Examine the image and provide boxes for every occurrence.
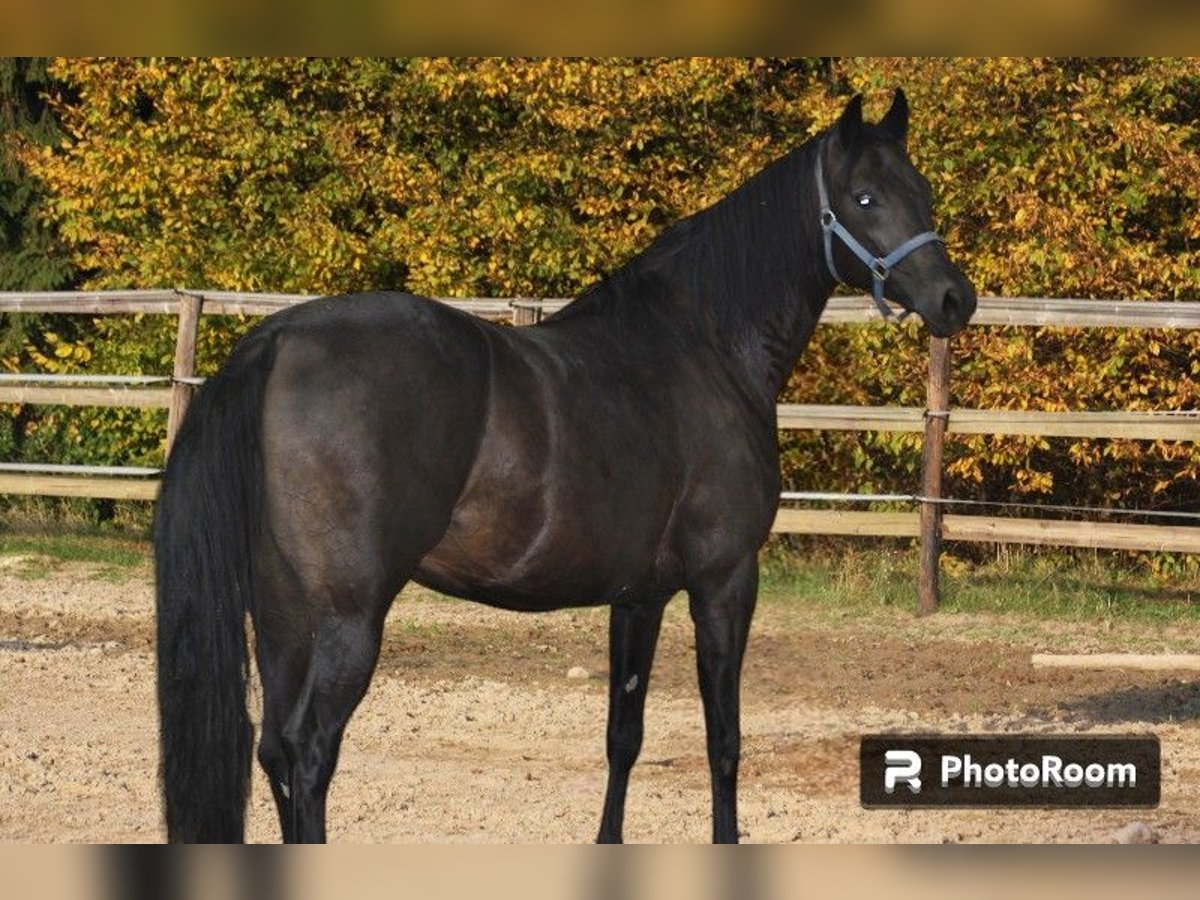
[2,289,1198,613]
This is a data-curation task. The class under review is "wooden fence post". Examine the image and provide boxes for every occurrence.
[510,299,540,326]
[165,291,203,456]
[917,336,950,616]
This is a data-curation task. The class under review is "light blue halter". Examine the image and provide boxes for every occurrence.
[815,140,944,321]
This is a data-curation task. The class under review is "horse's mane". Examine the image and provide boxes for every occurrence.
[547,134,828,346]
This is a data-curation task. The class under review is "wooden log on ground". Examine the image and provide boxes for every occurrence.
[1032,653,1200,672]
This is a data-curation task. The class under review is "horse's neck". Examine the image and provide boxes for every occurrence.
[697,145,834,406]
[720,280,833,408]
[558,140,834,407]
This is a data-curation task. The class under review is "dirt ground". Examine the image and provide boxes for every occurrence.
[2,557,1199,843]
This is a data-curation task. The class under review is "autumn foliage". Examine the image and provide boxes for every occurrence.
[5,58,1199,518]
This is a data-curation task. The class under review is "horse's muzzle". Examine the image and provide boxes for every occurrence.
[921,275,977,338]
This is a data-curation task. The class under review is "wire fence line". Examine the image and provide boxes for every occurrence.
[0,462,161,477]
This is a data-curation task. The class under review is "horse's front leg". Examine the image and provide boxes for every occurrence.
[688,555,757,844]
[596,597,669,843]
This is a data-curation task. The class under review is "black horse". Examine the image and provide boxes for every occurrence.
[155,90,976,843]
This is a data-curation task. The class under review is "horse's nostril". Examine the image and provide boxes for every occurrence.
[941,289,960,319]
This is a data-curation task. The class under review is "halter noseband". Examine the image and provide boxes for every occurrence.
[815,139,944,321]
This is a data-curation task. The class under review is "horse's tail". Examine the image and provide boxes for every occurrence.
[154,327,277,842]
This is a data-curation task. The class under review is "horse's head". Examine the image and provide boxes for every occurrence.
[819,90,977,337]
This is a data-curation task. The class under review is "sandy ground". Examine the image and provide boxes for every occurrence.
[1,557,1199,843]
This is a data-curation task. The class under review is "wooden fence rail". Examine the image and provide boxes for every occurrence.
[770,509,1200,554]
[4,289,1200,327]
[2,290,1198,612]
[2,384,1196,441]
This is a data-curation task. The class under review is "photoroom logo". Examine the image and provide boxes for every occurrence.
[884,749,922,794]
[861,735,1160,808]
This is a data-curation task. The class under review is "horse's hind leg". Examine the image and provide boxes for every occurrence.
[279,601,390,843]
[596,597,669,843]
[254,622,311,843]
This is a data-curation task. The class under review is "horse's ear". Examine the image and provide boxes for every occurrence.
[837,94,864,147]
[880,88,908,146]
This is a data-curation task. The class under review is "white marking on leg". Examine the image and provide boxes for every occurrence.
[279,780,291,800]
[625,674,639,693]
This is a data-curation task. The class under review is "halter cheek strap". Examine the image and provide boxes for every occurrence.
[815,140,944,321]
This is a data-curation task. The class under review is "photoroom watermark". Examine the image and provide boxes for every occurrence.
[940,753,1137,790]
[861,735,1160,808]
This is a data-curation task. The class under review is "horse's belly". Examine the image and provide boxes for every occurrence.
[413,493,678,611]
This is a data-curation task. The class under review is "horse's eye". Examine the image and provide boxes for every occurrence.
[856,193,874,208]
